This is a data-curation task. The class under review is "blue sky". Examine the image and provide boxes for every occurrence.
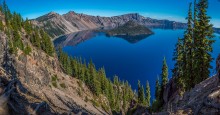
[5,0,220,27]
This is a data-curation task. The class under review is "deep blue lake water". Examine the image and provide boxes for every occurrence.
[54,29,220,99]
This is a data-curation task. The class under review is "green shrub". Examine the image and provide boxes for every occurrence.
[24,44,32,55]
[51,75,58,82]
[60,83,66,89]
[91,99,100,107]
[101,103,110,112]
[52,82,57,88]
[77,80,83,88]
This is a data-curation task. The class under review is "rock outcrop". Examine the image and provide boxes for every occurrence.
[159,75,220,115]
[33,11,187,38]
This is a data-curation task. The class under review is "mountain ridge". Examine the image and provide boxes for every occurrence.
[33,11,187,38]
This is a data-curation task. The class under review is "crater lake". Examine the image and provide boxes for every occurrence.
[54,29,220,98]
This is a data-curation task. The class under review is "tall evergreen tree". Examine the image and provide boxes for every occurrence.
[108,80,115,109]
[13,30,24,50]
[195,0,214,83]
[141,85,145,104]
[99,67,108,94]
[193,0,199,86]
[145,80,151,107]
[161,57,168,88]
[152,77,161,112]
[184,3,194,90]
[137,80,141,103]
[2,0,10,26]
[30,29,41,48]
[88,60,101,96]
[173,0,215,92]
[160,57,168,106]
[138,80,145,104]
[173,38,185,90]
[155,77,161,100]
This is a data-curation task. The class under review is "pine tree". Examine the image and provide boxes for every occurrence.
[30,29,41,48]
[183,2,194,90]
[194,0,214,84]
[114,75,121,111]
[80,61,87,81]
[24,18,32,35]
[88,60,101,96]
[99,67,108,95]
[2,0,11,26]
[113,75,119,85]
[172,0,215,92]
[160,57,168,106]
[0,20,4,31]
[151,77,161,112]
[145,80,151,107]
[13,30,24,50]
[122,83,127,110]
[193,0,199,86]
[24,44,32,55]
[155,77,161,100]
[138,80,141,103]
[138,80,145,104]
[8,38,17,54]
[70,57,77,77]
[40,29,54,56]
[173,38,185,90]
[108,80,115,109]
[161,57,168,88]
[66,57,72,75]
[85,65,90,85]
[2,0,7,14]
[124,81,130,102]
[141,85,145,104]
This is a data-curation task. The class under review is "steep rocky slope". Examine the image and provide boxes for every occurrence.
[0,14,107,115]
[33,11,187,38]
[156,73,220,114]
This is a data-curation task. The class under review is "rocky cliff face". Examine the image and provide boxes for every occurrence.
[33,11,187,38]
[0,15,107,115]
[158,74,220,115]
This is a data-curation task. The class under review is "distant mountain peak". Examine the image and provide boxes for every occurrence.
[36,11,61,22]
[46,11,60,17]
[48,11,58,15]
[66,11,76,15]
